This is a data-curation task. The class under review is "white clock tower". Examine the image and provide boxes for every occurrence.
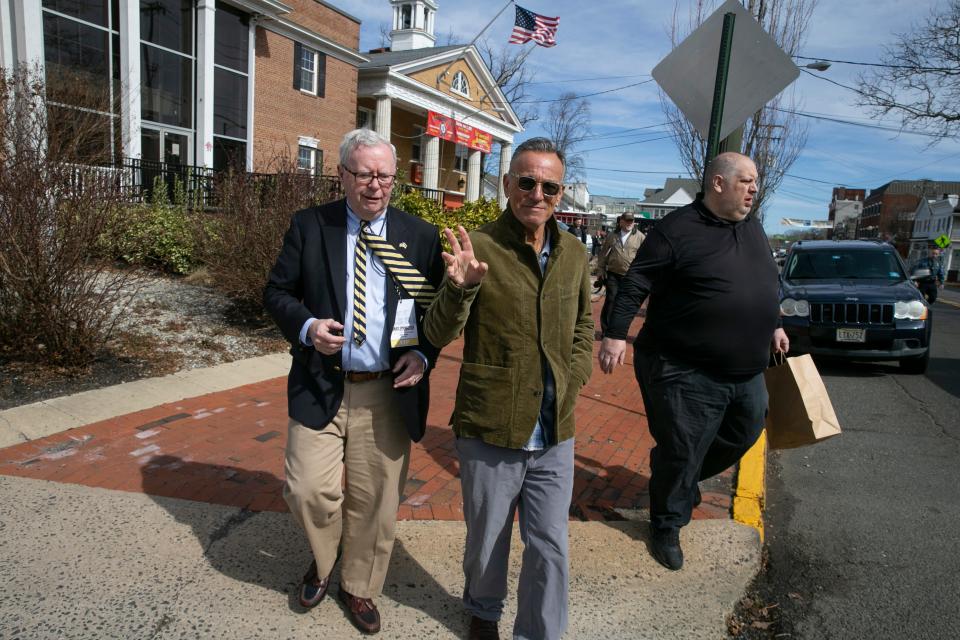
[389,0,438,51]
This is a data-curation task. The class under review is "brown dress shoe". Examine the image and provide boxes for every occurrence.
[298,560,332,608]
[338,586,381,634]
[469,615,500,640]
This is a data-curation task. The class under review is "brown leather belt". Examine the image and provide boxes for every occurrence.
[344,370,390,383]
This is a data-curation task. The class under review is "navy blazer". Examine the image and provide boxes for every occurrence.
[263,199,445,442]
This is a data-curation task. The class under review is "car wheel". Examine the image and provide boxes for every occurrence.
[899,349,930,375]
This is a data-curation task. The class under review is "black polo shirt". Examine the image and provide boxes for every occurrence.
[605,198,780,377]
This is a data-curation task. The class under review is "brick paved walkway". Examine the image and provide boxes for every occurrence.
[0,300,732,521]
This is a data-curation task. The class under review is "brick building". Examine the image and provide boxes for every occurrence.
[858,180,960,241]
[828,187,865,240]
[3,0,366,174]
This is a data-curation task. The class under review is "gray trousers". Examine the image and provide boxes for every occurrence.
[456,436,575,640]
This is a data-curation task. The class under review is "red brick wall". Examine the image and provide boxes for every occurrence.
[279,0,360,49]
[252,27,358,174]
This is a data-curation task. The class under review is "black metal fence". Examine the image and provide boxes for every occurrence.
[111,158,343,208]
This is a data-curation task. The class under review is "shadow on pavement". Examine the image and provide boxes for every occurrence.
[141,455,463,633]
[927,357,960,398]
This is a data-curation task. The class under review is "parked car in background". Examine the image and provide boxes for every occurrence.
[778,240,932,374]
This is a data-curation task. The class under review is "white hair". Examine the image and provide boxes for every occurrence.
[339,128,397,166]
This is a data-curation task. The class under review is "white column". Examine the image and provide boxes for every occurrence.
[246,20,256,171]
[0,0,14,69]
[195,0,216,167]
[423,135,440,190]
[375,95,392,140]
[466,148,481,202]
[498,141,512,209]
[119,0,141,159]
[11,0,42,66]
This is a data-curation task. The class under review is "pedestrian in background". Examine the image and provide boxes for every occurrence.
[425,138,594,640]
[263,128,444,634]
[598,152,788,571]
[597,212,645,335]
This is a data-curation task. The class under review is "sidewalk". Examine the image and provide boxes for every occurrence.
[0,299,761,639]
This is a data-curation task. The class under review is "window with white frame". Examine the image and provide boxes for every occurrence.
[297,139,322,175]
[451,71,470,98]
[454,143,468,173]
[411,125,425,163]
[357,107,375,130]
[294,43,326,97]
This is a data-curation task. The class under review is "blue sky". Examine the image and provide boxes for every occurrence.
[333,0,960,235]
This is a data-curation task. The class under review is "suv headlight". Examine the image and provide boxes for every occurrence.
[780,298,809,317]
[895,300,928,320]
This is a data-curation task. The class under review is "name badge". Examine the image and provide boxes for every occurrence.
[391,298,419,347]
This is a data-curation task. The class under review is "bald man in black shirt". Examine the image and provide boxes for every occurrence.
[598,152,788,571]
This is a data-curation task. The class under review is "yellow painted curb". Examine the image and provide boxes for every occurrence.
[733,430,766,541]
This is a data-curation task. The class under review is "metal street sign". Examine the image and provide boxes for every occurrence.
[934,234,952,249]
[652,0,800,141]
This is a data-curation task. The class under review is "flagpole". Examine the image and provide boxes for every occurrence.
[435,0,515,88]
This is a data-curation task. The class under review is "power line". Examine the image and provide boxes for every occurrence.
[512,79,654,104]
[772,106,945,139]
[584,166,690,175]
[794,54,955,73]
[581,133,676,153]
[527,73,650,85]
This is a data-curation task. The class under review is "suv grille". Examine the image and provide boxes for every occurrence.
[810,302,894,325]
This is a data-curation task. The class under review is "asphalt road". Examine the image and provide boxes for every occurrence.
[750,289,960,639]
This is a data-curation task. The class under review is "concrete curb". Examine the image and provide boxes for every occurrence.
[732,431,767,541]
[0,352,289,448]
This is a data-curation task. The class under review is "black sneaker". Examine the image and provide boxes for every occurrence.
[469,616,500,640]
[649,525,684,570]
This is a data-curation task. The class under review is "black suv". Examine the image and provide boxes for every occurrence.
[779,240,932,374]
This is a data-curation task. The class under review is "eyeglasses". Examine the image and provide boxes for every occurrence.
[342,167,396,187]
[510,173,562,197]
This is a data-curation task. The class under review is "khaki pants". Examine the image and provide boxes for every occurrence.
[283,377,410,598]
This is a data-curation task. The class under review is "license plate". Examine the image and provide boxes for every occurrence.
[836,328,866,343]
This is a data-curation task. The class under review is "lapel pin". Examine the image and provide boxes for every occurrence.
[399,242,408,249]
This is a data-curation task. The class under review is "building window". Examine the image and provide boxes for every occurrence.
[411,126,424,163]
[213,2,249,171]
[454,143,468,173]
[140,0,195,131]
[451,71,470,98]
[298,145,322,175]
[401,4,412,29]
[41,0,121,161]
[294,43,326,97]
[357,107,375,130]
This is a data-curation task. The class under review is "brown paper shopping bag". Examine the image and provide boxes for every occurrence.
[763,353,841,449]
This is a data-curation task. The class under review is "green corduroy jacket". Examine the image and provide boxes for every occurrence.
[424,209,594,448]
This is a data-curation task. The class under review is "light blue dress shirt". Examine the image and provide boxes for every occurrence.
[300,206,390,372]
[523,230,556,452]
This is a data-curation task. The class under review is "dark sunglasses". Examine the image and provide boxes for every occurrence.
[511,174,562,197]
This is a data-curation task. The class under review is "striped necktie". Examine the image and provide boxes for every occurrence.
[351,223,369,346]
[360,224,436,309]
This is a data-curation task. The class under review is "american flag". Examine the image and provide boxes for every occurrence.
[509,5,559,48]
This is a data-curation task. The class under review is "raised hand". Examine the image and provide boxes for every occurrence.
[441,225,488,288]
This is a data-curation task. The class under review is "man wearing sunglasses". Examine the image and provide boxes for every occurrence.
[264,128,444,634]
[425,138,594,640]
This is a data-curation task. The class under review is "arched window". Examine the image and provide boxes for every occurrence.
[451,71,470,97]
[401,4,412,29]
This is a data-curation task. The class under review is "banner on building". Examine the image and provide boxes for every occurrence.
[426,111,493,153]
[781,218,833,229]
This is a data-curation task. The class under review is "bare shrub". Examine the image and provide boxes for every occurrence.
[199,155,342,309]
[0,66,139,366]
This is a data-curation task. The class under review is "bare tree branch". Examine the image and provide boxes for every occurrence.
[476,37,539,127]
[545,92,591,181]
[856,0,960,141]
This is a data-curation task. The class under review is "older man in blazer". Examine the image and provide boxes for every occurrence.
[264,128,444,634]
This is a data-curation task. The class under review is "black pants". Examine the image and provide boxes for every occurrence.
[599,271,625,335]
[634,349,767,532]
